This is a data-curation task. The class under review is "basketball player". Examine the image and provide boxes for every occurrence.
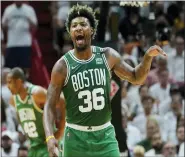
[7,67,65,157]
[43,5,167,157]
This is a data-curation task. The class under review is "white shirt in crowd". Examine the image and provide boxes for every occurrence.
[131,114,165,140]
[164,111,183,145]
[178,142,185,157]
[158,97,172,116]
[1,143,19,157]
[167,50,184,82]
[126,123,142,149]
[125,85,142,113]
[2,3,37,47]
[149,83,171,104]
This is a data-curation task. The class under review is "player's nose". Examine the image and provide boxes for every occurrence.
[76,24,82,31]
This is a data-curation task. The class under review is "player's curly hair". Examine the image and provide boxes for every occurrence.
[65,4,98,39]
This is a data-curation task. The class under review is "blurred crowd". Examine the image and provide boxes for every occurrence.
[1,1,185,157]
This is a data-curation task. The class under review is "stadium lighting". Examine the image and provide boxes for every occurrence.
[120,1,150,7]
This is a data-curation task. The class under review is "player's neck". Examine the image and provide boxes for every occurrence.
[18,84,28,100]
[74,46,92,60]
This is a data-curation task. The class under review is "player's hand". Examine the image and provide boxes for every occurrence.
[146,45,167,57]
[47,137,59,157]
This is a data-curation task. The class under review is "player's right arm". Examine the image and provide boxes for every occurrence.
[43,57,67,157]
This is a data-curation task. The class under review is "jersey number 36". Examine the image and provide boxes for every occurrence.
[78,88,105,112]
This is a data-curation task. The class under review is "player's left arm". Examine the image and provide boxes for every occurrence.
[105,45,167,85]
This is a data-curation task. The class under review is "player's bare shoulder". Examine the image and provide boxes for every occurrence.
[101,47,121,70]
[52,57,67,78]
[31,85,47,105]
[49,56,68,90]
[31,85,46,96]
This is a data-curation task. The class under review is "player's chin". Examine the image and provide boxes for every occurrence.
[76,45,87,51]
[76,42,85,47]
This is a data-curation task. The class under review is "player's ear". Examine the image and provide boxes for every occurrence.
[91,28,94,36]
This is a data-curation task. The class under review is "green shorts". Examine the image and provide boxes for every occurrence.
[63,124,120,157]
[29,143,63,157]
[28,144,49,157]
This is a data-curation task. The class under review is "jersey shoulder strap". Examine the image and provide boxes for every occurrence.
[93,46,105,54]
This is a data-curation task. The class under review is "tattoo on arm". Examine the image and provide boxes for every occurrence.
[43,58,67,137]
[106,47,153,85]
[105,47,136,82]
[134,54,153,84]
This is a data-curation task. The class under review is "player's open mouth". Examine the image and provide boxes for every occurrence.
[76,35,85,45]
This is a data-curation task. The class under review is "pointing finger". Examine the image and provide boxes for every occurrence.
[156,47,167,57]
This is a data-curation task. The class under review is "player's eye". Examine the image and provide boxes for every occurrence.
[81,23,86,27]
[72,24,77,28]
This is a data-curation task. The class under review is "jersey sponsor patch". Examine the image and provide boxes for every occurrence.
[96,58,103,64]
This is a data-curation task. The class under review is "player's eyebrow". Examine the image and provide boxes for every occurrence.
[71,21,87,25]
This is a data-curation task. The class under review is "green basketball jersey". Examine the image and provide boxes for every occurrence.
[14,84,46,147]
[63,46,112,126]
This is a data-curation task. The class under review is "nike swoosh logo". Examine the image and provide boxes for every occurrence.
[106,131,113,136]
[71,65,78,69]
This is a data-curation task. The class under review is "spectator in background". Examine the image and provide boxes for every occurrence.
[2,1,37,79]
[1,97,17,132]
[158,84,182,116]
[121,105,142,149]
[154,2,169,31]
[131,95,164,138]
[133,85,149,116]
[162,142,177,157]
[17,146,28,157]
[1,130,19,157]
[174,9,184,32]
[1,68,18,132]
[167,33,184,85]
[149,68,171,113]
[176,125,184,153]
[178,142,184,157]
[2,68,12,103]
[178,114,185,127]
[133,145,145,157]
[164,93,184,144]
[120,58,148,118]
[120,58,139,115]
[166,2,180,26]
[162,31,176,56]
[146,56,175,87]
[130,32,149,63]
[119,6,146,42]
[136,117,160,152]
[145,131,164,156]
[54,1,72,55]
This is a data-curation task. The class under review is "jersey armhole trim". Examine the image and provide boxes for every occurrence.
[30,86,43,113]
[63,56,70,86]
[31,95,43,113]
[13,95,18,112]
[102,54,111,78]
